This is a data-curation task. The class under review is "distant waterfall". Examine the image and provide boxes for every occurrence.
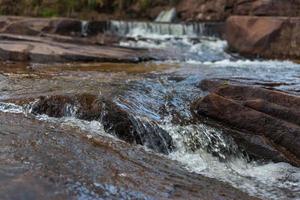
[84,20,224,38]
[108,21,223,38]
[81,20,89,37]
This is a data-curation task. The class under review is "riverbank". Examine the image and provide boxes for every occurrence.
[1,0,300,22]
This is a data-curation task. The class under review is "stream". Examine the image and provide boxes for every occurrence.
[0,21,300,200]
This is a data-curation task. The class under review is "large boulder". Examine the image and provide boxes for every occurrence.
[31,94,174,154]
[225,16,300,59]
[192,80,300,166]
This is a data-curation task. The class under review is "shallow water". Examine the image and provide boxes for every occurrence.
[0,24,300,200]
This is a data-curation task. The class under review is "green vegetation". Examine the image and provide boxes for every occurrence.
[0,0,180,19]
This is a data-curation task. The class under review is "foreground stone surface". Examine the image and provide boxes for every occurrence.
[0,34,162,63]
[193,80,300,167]
[0,111,258,200]
[226,16,300,59]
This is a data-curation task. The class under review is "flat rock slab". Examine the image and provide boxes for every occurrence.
[193,80,300,167]
[0,111,258,200]
[0,34,165,63]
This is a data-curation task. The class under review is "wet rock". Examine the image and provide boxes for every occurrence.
[0,34,157,63]
[31,94,101,119]
[47,19,82,36]
[86,21,110,36]
[225,16,300,59]
[31,94,173,154]
[0,111,258,200]
[192,80,300,166]
[244,99,300,126]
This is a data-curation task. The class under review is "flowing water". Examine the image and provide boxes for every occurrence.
[1,21,300,199]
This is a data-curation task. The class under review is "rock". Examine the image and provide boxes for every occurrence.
[86,21,110,36]
[225,16,300,59]
[244,99,300,126]
[46,18,82,36]
[0,34,160,63]
[31,94,174,154]
[0,111,258,200]
[192,80,300,166]
[233,0,300,17]
[31,94,101,119]
[176,0,231,22]
[177,0,300,22]
[0,16,83,36]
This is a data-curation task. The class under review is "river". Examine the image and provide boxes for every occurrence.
[0,21,300,200]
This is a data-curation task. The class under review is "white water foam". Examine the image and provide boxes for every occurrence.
[0,101,299,199]
[162,121,300,200]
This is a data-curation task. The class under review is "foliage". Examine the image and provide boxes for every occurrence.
[0,0,182,18]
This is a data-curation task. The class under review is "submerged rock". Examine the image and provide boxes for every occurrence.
[192,80,300,167]
[31,94,173,154]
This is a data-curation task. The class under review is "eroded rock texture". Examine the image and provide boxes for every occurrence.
[192,80,300,167]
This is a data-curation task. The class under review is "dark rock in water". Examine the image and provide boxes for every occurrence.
[31,94,173,154]
[31,94,101,119]
[192,80,300,167]
[0,111,258,200]
[99,100,174,154]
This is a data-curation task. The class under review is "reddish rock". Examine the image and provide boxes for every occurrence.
[244,99,300,126]
[0,34,159,63]
[0,16,82,36]
[233,0,300,17]
[193,80,300,166]
[225,16,300,59]
[215,84,300,109]
[0,111,258,200]
[176,0,300,22]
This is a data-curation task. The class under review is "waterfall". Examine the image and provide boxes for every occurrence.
[155,8,177,23]
[81,20,223,38]
[81,20,89,37]
[108,21,223,38]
